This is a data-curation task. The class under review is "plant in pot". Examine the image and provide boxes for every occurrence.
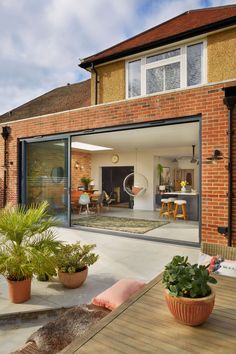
[0,202,61,303]
[162,255,217,326]
[80,177,92,191]
[57,242,99,289]
[157,163,163,185]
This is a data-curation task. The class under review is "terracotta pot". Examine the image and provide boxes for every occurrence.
[7,278,31,303]
[164,288,215,326]
[58,267,88,289]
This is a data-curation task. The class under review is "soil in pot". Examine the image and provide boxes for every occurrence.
[164,288,215,326]
[58,267,88,289]
[7,278,32,303]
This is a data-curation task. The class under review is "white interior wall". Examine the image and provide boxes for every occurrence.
[90,146,199,211]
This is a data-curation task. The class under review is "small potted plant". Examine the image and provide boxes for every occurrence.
[162,256,217,326]
[180,180,187,192]
[0,202,61,303]
[80,177,92,191]
[57,242,99,289]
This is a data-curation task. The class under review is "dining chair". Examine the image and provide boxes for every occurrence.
[90,191,105,213]
[78,193,91,214]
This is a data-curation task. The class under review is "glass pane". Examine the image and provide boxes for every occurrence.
[128,60,141,97]
[165,62,180,90]
[187,43,203,86]
[146,48,180,64]
[146,67,164,94]
[26,139,68,224]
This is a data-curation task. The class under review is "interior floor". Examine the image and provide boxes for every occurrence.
[71,206,199,244]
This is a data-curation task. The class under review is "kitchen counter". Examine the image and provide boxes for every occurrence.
[163,191,199,196]
[156,192,199,221]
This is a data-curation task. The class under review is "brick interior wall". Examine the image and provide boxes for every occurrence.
[71,149,91,191]
[0,81,235,245]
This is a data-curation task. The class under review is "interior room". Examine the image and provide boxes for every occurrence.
[70,121,200,244]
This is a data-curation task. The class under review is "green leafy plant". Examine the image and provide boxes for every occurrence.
[80,177,92,190]
[157,164,164,185]
[57,242,99,273]
[0,202,62,281]
[162,255,217,298]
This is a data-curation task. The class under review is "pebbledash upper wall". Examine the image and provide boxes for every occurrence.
[90,27,236,105]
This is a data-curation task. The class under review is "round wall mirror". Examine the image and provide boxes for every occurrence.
[51,166,64,183]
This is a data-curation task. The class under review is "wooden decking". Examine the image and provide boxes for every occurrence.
[62,274,236,354]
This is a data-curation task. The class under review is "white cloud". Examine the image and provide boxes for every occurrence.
[0,0,234,114]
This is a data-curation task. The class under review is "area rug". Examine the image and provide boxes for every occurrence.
[73,216,169,234]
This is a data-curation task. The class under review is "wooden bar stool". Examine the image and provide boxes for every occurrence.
[167,198,176,218]
[160,198,169,217]
[174,200,187,221]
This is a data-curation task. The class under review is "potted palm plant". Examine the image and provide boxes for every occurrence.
[162,256,217,326]
[57,242,99,289]
[0,202,61,303]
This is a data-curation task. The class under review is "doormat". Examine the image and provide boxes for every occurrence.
[72,216,169,234]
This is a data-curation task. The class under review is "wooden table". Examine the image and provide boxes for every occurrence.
[62,274,236,354]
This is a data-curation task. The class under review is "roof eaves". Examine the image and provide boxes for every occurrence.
[80,16,236,69]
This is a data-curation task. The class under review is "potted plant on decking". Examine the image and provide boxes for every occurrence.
[0,202,61,303]
[162,256,217,326]
[57,242,99,288]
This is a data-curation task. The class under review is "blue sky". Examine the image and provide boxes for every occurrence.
[0,0,235,114]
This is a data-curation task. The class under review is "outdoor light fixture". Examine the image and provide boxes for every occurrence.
[206,149,224,162]
[1,126,11,140]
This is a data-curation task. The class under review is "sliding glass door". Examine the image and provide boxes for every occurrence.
[21,138,70,225]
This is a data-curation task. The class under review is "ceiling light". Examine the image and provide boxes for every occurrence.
[190,145,197,163]
[71,142,113,151]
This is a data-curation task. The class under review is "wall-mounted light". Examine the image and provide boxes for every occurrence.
[206,149,224,163]
[74,161,84,171]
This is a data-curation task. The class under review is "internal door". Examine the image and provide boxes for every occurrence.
[21,138,70,225]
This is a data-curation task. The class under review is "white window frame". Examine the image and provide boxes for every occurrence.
[125,39,207,99]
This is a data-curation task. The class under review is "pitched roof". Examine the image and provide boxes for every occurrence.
[0,79,91,123]
[80,5,236,68]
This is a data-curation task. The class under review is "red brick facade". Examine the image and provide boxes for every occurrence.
[0,81,235,245]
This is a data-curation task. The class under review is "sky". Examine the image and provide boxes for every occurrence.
[0,0,235,114]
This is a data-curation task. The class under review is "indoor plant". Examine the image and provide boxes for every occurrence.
[57,242,99,288]
[0,202,61,303]
[180,180,187,192]
[80,177,92,190]
[162,255,217,326]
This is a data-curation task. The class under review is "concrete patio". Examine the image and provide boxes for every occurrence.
[0,227,199,353]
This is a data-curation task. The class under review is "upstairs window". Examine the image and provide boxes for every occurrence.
[187,43,203,86]
[127,42,205,98]
[128,60,141,97]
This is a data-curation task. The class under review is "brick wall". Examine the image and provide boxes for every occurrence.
[232,107,236,247]
[71,149,91,190]
[0,81,235,245]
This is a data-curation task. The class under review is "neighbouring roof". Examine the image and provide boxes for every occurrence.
[80,5,236,68]
[0,79,91,123]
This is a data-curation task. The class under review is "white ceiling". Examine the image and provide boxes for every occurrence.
[72,122,199,154]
